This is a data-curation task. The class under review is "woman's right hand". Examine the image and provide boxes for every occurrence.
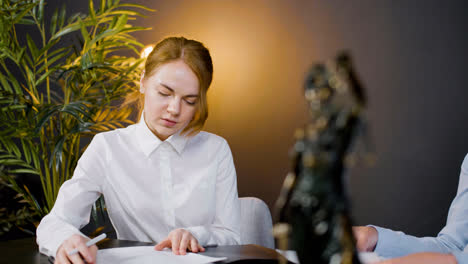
[352,226,379,252]
[55,234,98,264]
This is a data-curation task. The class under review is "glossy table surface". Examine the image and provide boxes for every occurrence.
[0,237,291,264]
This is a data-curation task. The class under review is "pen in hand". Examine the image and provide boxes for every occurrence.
[67,233,107,256]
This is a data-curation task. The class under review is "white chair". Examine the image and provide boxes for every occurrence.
[239,197,275,249]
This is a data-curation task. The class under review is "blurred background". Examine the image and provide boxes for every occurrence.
[27,0,468,238]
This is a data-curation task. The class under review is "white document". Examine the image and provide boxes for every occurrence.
[97,246,227,264]
[276,249,300,263]
[358,252,385,264]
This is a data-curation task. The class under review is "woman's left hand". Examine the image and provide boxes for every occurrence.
[154,228,205,255]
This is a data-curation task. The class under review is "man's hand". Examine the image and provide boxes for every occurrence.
[154,228,205,255]
[353,226,379,252]
[376,252,457,264]
[55,234,98,264]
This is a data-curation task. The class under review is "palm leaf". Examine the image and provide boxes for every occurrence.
[0,0,153,234]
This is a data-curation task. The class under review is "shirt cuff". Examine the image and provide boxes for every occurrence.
[370,225,407,258]
[184,226,210,246]
[37,226,88,258]
[452,251,467,264]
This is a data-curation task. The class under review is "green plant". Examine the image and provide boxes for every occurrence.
[0,0,153,235]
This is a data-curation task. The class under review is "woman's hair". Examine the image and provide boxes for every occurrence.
[125,36,213,136]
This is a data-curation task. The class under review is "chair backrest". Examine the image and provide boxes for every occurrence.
[239,197,275,249]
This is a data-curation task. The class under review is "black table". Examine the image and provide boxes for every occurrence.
[0,237,292,264]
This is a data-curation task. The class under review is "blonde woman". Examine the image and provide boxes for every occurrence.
[36,37,241,264]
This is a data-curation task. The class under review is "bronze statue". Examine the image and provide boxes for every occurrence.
[274,53,367,264]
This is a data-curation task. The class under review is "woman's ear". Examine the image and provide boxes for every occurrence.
[140,71,146,94]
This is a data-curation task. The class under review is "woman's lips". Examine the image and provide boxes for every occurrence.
[161,118,177,127]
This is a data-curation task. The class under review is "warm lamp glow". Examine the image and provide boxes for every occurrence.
[140,45,154,59]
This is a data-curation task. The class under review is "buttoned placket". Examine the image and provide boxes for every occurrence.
[158,142,176,231]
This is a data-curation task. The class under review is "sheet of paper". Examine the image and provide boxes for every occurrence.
[276,249,300,264]
[358,252,385,264]
[97,246,227,264]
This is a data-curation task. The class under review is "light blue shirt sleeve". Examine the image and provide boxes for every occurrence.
[453,248,468,264]
[372,153,468,263]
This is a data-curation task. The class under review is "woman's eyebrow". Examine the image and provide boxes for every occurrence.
[160,82,199,98]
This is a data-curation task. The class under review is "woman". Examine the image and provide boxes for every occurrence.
[354,154,468,264]
[36,37,241,264]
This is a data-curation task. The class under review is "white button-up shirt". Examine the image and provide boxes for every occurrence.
[36,120,241,257]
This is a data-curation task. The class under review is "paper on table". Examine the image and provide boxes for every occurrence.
[97,246,227,264]
[358,252,385,264]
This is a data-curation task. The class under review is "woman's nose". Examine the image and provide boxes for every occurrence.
[167,97,181,116]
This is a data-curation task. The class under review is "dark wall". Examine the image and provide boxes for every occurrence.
[40,0,468,237]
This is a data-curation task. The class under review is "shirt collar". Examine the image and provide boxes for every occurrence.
[135,117,188,157]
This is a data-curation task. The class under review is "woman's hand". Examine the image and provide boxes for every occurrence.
[55,234,98,264]
[376,252,457,264]
[353,226,379,252]
[154,228,205,255]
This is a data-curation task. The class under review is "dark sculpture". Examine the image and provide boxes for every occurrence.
[274,53,366,264]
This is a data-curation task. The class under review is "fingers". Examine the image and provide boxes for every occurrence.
[170,231,182,255]
[189,238,204,253]
[199,244,205,252]
[154,229,204,255]
[154,239,171,251]
[190,239,198,253]
[55,248,72,264]
[353,226,378,252]
[56,234,100,264]
[179,233,191,255]
[352,226,366,251]
[76,242,94,263]
[59,242,85,264]
[87,245,98,264]
[67,249,86,264]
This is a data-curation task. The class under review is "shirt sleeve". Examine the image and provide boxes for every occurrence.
[453,250,468,264]
[186,138,241,246]
[36,133,107,257]
[373,153,468,259]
